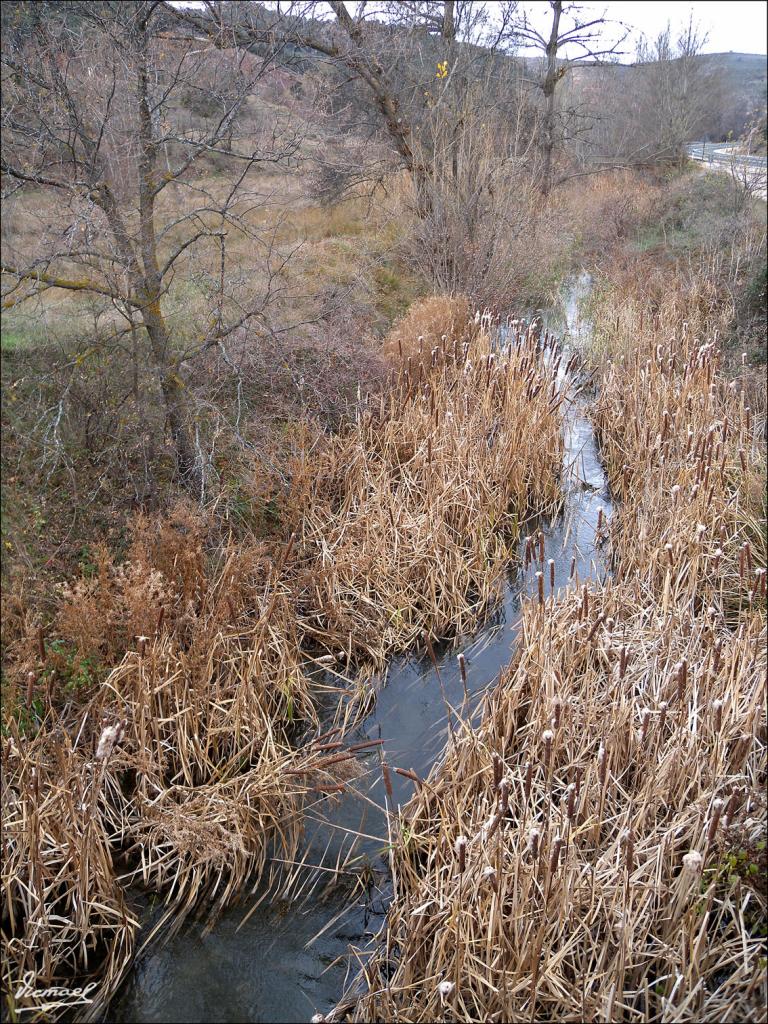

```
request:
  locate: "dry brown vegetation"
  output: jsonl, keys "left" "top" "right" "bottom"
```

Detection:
{"left": 381, "top": 294, "right": 474, "bottom": 366}
{"left": 340, "top": 309, "right": 767, "bottom": 1022}
{"left": 1, "top": 9, "right": 766, "bottom": 1018}
{"left": 289, "top": 315, "right": 563, "bottom": 673}
{"left": 1, "top": 302, "right": 566, "bottom": 1019}
{"left": 2, "top": 161, "right": 765, "bottom": 1024}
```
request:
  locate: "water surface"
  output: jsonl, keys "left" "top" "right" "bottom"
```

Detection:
{"left": 111, "top": 276, "right": 609, "bottom": 1024}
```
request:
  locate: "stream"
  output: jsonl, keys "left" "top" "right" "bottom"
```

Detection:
{"left": 110, "top": 274, "right": 610, "bottom": 1024}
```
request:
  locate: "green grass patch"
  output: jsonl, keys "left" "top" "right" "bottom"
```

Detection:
{"left": 1, "top": 327, "right": 38, "bottom": 352}
{"left": 373, "top": 262, "right": 425, "bottom": 327}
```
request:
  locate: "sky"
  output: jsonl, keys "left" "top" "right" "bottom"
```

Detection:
{"left": 516, "top": 1, "right": 768, "bottom": 58}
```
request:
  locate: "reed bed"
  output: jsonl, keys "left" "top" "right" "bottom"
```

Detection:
{"left": 2, "top": 301, "right": 566, "bottom": 1018}
{"left": 592, "top": 326, "right": 767, "bottom": 618}
{"left": 345, "top": 582, "right": 766, "bottom": 1023}
{"left": 289, "top": 318, "right": 564, "bottom": 672}
{"left": 381, "top": 294, "right": 475, "bottom": 366}
{"left": 341, "top": 318, "right": 766, "bottom": 1022}
{"left": 1, "top": 588, "right": 351, "bottom": 1020}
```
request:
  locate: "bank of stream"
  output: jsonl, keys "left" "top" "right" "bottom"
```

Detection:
{"left": 110, "top": 275, "right": 609, "bottom": 1024}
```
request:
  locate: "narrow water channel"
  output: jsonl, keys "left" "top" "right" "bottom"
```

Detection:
{"left": 110, "top": 274, "right": 610, "bottom": 1024}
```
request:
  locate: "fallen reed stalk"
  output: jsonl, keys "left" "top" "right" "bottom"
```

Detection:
{"left": 1, "top": 300, "right": 565, "bottom": 1019}
{"left": 340, "top": 311, "right": 766, "bottom": 1022}
{"left": 287, "top": 315, "right": 563, "bottom": 672}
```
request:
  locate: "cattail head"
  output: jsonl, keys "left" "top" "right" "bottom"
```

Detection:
{"left": 723, "top": 788, "right": 741, "bottom": 829}
{"left": 523, "top": 760, "right": 533, "bottom": 802}
{"left": 498, "top": 777, "right": 510, "bottom": 814}
{"left": 549, "top": 834, "right": 564, "bottom": 876}
{"left": 438, "top": 980, "right": 455, "bottom": 1003}
{"left": 706, "top": 799, "right": 725, "bottom": 845}
{"left": 682, "top": 850, "right": 703, "bottom": 874}
{"left": 527, "top": 826, "right": 541, "bottom": 859}
{"left": 566, "top": 782, "right": 577, "bottom": 822}
{"left": 551, "top": 698, "right": 562, "bottom": 730}
{"left": 675, "top": 659, "right": 688, "bottom": 702}
{"left": 457, "top": 652, "right": 467, "bottom": 689}
{"left": 658, "top": 701, "right": 668, "bottom": 732}
{"left": 573, "top": 765, "right": 584, "bottom": 799}
{"left": 542, "top": 729, "right": 554, "bottom": 766}
{"left": 586, "top": 613, "right": 605, "bottom": 642}
{"left": 492, "top": 751, "right": 502, "bottom": 789}
{"left": 598, "top": 743, "right": 607, "bottom": 787}
{"left": 712, "top": 699, "right": 723, "bottom": 733}
{"left": 621, "top": 829, "right": 635, "bottom": 876}
{"left": 639, "top": 708, "right": 651, "bottom": 746}
{"left": 455, "top": 835, "right": 467, "bottom": 873}
{"left": 482, "top": 865, "right": 499, "bottom": 892}
{"left": 95, "top": 721, "right": 125, "bottom": 761}
{"left": 26, "top": 671, "right": 35, "bottom": 709}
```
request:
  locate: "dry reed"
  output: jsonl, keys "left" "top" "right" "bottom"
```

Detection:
{"left": 340, "top": 310, "right": 766, "bottom": 1022}
{"left": 2, "top": 299, "right": 565, "bottom": 1018}
{"left": 381, "top": 294, "right": 476, "bottom": 366}
{"left": 289, "top": 310, "right": 564, "bottom": 672}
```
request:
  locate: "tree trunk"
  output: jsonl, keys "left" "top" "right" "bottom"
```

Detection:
{"left": 135, "top": 13, "right": 202, "bottom": 497}
{"left": 541, "top": 1, "right": 562, "bottom": 196}
{"left": 442, "top": 1, "right": 456, "bottom": 41}
{"left": 140, "top": 300, "right": 203, "bottom": 497}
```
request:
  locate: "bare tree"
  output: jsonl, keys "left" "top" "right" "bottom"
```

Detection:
{"left": 166, "top": 1, "right": 522, "bottom": 213}
{"left": 514, "top": 1, "right": 627, "bottom": 194}
{"left": 1, "top": 0, "right": 301, "bottom": 496}
{"left": 631, "top": 19, "right": 717, "bottom": 166}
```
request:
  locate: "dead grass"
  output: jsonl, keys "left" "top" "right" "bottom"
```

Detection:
{"left": 1, "top": 527, "right": 331, "bottom": 1019}
{"left": 1, "top": 301, "right": 566, "bottom": 1019}
{"left": 289, "top": 310, "right": 564, "bottom": 672}
{"left": 381, "top": 294, "right": 475, "bottom": 366}
{"left": 344, "top": 581, "right": 766, "bottom": 1022}
{"left": 593, "top": 324, "right": 767, "bottom": 620}
{"left": 339, "top": 303, "right": 766, "bottom": 1023}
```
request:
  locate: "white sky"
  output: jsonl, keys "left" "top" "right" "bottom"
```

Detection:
{"left": 516, "top": 1, "right": 768, "bottom": 58}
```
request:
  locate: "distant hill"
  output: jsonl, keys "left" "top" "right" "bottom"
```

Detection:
{"left": 567, "top": 51, "right": 766, "bottom": 142}
{"left": 694, "top": 53, "right": 766, "bottom": 137}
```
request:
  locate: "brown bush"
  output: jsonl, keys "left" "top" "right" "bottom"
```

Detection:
{"left": 381, "top": 294, "right": 475, "bottom": 366}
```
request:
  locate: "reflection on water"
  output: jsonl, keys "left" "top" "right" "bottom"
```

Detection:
{"left": 110, "top": 276, "right": 609, "bottom": 1024}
